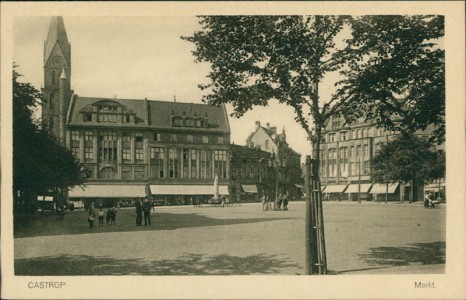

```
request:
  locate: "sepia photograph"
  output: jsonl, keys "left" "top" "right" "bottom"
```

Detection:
{"left": 1, "top": 2, "right": 465, "bottom": 299}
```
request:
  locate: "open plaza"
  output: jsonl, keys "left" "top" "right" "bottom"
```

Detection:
{"left": 14, "top": 201, "right": 445, "bottom": 275}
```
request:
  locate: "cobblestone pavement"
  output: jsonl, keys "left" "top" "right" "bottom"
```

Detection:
{"left": 14, "top": 201, "right": 445, "bottom": 275}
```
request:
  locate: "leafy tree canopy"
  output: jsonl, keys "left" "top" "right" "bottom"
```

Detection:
{"left": 13, "top": 67, "right": 84, "bottom": 204}
{"left": 183, "top": 15, "right": 445, "bottom": 148}
{"left": 337, "top": 15, "right": 445, "bottom": 143}
{"left": 372, "top": 133, "right": 444, "bottom": 184}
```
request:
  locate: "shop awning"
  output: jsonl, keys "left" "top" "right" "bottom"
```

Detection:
{"left": 294, "top": 184, "right": 304, "bottom": 189}
{"left": 242, "top": 185, "right": 258, "bottom": 193}
{"left": 69, "top": 185, "right": 146, "bottom": 198}
{"left": 424, "top": 183, "right": 445, "bottom": 191}
{"left": 345, "top": 184, "right": 372, "bottom": 193}
{"left": 371, "top": 183, "right": 399, "bottom": 194}
{"left": 323, "top": 184, "right": 347, "bottom": 193}
{"left": 149, "top": 185, "right": 229, "bottom": 195}
{"left": 37, "top": 196, "right": 53, "bottom": 201}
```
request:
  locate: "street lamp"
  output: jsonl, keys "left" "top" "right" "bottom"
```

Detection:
{"left": 268, "top": 153, "right": 287, "bottom": 209}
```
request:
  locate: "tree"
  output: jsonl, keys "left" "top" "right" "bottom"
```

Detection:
{"left": 13, "top": 67, "right": 83, "bottom": 214}
{"left": 372, "top": 134, "right": 442, "bottom": 203}
{"left": 337, "top": 15, "right": 445, "bottom": 144}
{"left": 182, "top": 15, "right": 444, "bottom": 274}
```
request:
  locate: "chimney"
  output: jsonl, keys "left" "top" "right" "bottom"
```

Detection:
{"left": 255, "top": 121, "right": 260, "bottom": 130}
{"left": 267, "top": 122, "right": 270, "bottom": 129}
{"left": 144, "top": 97, "right": 149, "bottom": 126}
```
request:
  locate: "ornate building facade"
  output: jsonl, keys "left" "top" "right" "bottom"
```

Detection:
{"left": 42, "top": 17, "right": 230, "bottom": 206}
{"left": 319, "top": 114, "right": 444, "bottom": 202}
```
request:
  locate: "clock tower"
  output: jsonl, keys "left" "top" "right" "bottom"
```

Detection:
{"left": 42, "top": 16, "right": 72, "bottom": 141}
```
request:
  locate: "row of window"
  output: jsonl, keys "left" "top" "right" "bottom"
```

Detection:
{"left": 323, "top": 145, "right": 371, "bottom": 160}
{"left": 74, "top": 147, "right": 228, "bottom": 180}
{"left": 322, "top": 161, "right": 371, "bottom": 177}
{"left": 325, "top": 127, "right": 390, "bottom": 143}
{"left": 71, "top": 130, "right": 226, "bottom": 144}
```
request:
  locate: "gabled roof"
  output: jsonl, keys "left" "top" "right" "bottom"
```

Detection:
{"left": 67, "top": 96, "right": 230, "bottom": 133}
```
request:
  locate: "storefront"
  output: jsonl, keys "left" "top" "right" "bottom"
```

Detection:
{"left": 68, "top": 184, "right": 147, "bottom": 208}
{"left": 149, "top": 184, "right": 229, "bottom": 206}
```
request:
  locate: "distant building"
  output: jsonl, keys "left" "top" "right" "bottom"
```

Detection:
{"left": 319, "top": 114, "right": 444, "bottom": 202}
{"left": 245, "top": 121, "right": 303, "bottom": 199}
{"left": 229, "top": 144, "right": 272, "bottom": 203}
{"left": 41, "top": 17, "right": 230, "bottom": 206}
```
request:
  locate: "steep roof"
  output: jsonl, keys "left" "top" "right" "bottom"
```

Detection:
{"left": 67, "top": 96, "right": 230, "bottom": 133}
{"left": 44, "top": 17, "right": 71, "bottom": 66}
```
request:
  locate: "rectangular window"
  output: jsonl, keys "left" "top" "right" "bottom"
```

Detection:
{"left": 349, "top": 162, "right": 354, "bottom": 175}
{"left": 84, "top": 147, "right": 93, "bottom": 162}
{"left": 364, "top": 161, "right": 370, "bottom": 175}
{"left": 183, "top": 149, "right": 189, "bottom": 178}
{"left": 123, "top": 148, "right": 131, "bottom": 161}
{"left": 340, "top": 147, "right": 348, "bottom": 159}
{"left": 170, "top": 134, "right": 178, "bottom": 142}
{"left": 214, "top": 150, "right": 228, "bottom": 179}
{"left": 350, "top": 146, "right": 354, "bottom": 157}
{"left": 173, "top": 118, "right": 183, "bottom": 126}
{"left": 329, "top": 133, "right": 336, "bottom": 142}
{"left": 355, "top": 162, "right": 361, "bottom": 175}
{"left": 150, "top": 147, "right": 165, "bottom": 178}
{"left": 200, "top": 149, "right": 211, "bottom": 179}
{"left": 72, "top": 147, "right": 80, "bottom": 159}
{"left": 135, "top": 148, "right": 144, "bottom": 162}
{"left": 356, "top": 145, "right": 362, "bottom": 157}
{"left": 71, "top": 131, "right": 80, "bottom": 141}
{"left": 169, "top": 148, "right": 180, "bottom": 178}
{"left": 191, "top": 149, "right": 197, "bottom": 178}
{"left": 202, "top": 136, "right": 209, "bottom": 143}
{"left": 340, "top": 131, "right": 347, "bottom": 141}
{"left": 187, "top": 135, "right": 194, "bottom": 143}
{"left": 218, "top": 136, "right": 224, "bottom": 144}
{"left": 364, "top": 144, "right": 369, "bottom": 156}
{"left": 84, "top": 131, "right": 93, "bottom": 141}
{"left": 123, "top": 132, "right": 131, "bottom": 142}
{"left": 153, "top": 132, "right": 161, "bottom": 141}
{"left": 84, "top": 114, "right": 92, "bottom": 122}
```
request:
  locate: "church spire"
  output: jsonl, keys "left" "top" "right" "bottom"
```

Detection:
{"left": 44, "top": 16, "right": 71, "bottom": 67}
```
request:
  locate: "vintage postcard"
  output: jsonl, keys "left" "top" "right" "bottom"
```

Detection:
{"left": 1, "top": 1, "right": 465, "bottom": 299}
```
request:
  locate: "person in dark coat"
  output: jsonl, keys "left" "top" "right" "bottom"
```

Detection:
{"left": 135, "top": 199, "right": 143, "bottom": 226}
{"left": 143, "top": 198, "right": 152, "bottom": 226}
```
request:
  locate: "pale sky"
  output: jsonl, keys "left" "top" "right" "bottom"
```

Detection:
{"left": 13, "top": 16, "right": 344, "bottom": 160}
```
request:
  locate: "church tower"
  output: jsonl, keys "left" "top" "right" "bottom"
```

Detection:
{"left": 42, "top": 16, "right": 72, "bottom": 141}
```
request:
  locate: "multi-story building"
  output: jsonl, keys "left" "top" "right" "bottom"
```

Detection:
{"left": 245, "top": 121, "right": 303, "bottom": 199}
{"left": 229, "top": 144, "right": 272, "bottom": 203}
{"left": 319, "top": 114, "right": 444, "bottom": 202}
{"left": 42, "top": 17, "right": 231, "bottom": 207}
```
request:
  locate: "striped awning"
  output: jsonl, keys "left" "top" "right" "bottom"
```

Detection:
{"left": 149, "top": 185, "right": 229, "bottom": 195}
{"left": 242, "top": 185, "right": 258, "bottom": 193}
{"left": 345, "top": 184, "right": 372, "bottom": 193}
{"left": 323, "top": 184, "right": 348, "bottom": 193}
{"left": 69, "top": 185, "right": 146, "bottom": 198}
{"left": 371, "top": 183, "right": 399, "bottom": 194}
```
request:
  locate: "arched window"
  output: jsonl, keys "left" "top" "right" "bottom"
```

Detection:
{"left": 51, "top": 71, "right": 56, "bottom": 86}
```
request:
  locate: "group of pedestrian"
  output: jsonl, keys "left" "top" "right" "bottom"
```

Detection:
{"left": 261, "top": 193, "right": 289, "bottom": 211}
{"left": 135, "top": 199, "right": 152, "bottom": 226}
{"left": 88, "top": 202, "right": 118, "bottom": 228}
{"left": 424, "top": 192, "right": 437, "bottom": 209}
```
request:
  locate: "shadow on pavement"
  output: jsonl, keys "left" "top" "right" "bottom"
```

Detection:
{"left": 15, "top": 253, "right": 300, "bottom": 275}
{"left": 358, "top": 241, "right": 446, "bottom": 266}
{"left": 15, "top": 211, "right": 291, "bottom": 238}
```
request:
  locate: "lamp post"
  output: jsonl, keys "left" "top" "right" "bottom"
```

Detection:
{"left": 268, "top": 153, "right": 287, "bottom": 209}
